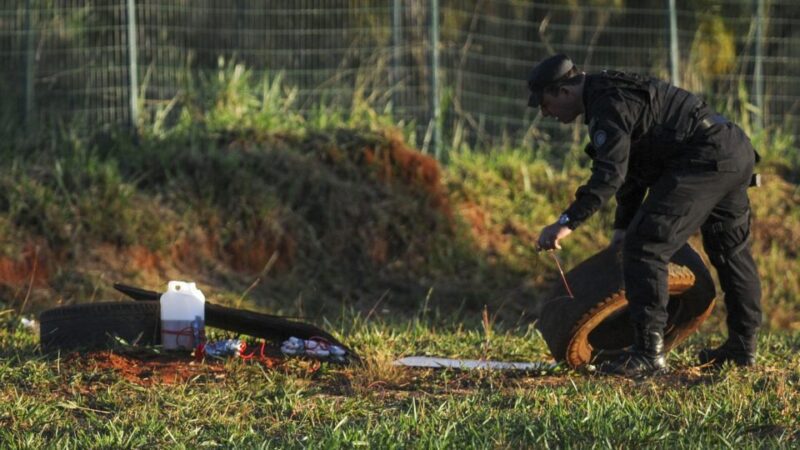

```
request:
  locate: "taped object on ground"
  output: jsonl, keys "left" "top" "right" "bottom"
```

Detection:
{"left": 281, "top": 336, "right": 348, "bottom": 363}
{"left": 202, "top": 338, "right": 244, "bottom": 358}
{"left": 535, "top": 244, "right": 716, "bottom": 368}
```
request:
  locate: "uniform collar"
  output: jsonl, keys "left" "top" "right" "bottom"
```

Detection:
{"left": 582, "top": 74, "right": 597, "bottom": 125}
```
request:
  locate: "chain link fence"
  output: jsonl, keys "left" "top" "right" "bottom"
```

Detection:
{"left": 1, "top": 0, "right": 798, "bottom": 154}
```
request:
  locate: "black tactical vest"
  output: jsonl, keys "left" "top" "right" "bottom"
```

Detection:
{"left": 590, "top": 71, "right": 715, "bottom": 153}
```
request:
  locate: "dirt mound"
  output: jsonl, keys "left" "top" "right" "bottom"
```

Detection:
{"left": 175, "top": 128, "right": 464, "bottom": 309}
{"left": 173, "top": 128, "right": 455, "bottom": 276}
{"left": 296, "top": 129, "right": 454, "bottom": 268}
{"left": 0, "top": 127, "right": 462, "bottom": 312}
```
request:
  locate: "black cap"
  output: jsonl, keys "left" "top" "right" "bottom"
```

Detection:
{"left": 527, "top": 54, "right": 575, "bottom": 108}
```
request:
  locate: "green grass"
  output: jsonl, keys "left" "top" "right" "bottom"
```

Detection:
{"left": 1, "top": 309, "right": 798, "bottom": 448}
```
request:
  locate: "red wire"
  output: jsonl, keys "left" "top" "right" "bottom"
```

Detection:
{"left": 161, "top": 324, "right": 282, "bottom": 365}
{"left": 551, "top": 253, "right": 575, "bottom": 299}
{"left": 162, "top": 326, "right": 198, "bottom": 347}
{"left": 162, "top": 325, "right": 206, "bottom": 359}
{"left": 240, "top": 340, "right": 266, "bottom": 360}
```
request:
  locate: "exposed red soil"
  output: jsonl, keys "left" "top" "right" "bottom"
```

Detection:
{"left": 361, "top": 134, "right": 453, "bottom": 221}
{"left": 0, "top": 243, "right": 50, "bottom": 287}
{"left": 126, "top": 245, "right": 162, "bottom": 272}
{"left": 457, "top": 202, "right": 540, "bottom": 257}
{"left": 224, "top": 227, "right": 297, "bottom": 274}
{"left": 62, "top": 350, "right": 277, "bottom": 387}
{"left": 63, "top": 350, "right": 228, "bottom": 386}
{"left": 458, "top": 202, "right": 510, "bottom": 255}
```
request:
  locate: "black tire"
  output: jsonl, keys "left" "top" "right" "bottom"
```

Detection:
{"left": 39, "top": 301, "right": 160, "bottom": 352}
{"left": 535, "top": 244, "right": 716, "bottom": 368}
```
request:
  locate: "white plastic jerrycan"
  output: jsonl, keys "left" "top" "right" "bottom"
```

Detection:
{"left": 160, "top": 281, "right": 206, "bottom": 350}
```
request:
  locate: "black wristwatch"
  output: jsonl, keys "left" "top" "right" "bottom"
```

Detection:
{"left": 558, "top": 213, "right": 571, "bottom": 227}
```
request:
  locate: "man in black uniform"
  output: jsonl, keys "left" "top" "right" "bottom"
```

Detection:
{"left": 529, "top": 54, "right": 762, "bottom": 377}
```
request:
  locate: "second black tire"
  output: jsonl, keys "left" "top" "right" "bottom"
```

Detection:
{"left": 39, "top": 301, "right": 160, "bottom": 352}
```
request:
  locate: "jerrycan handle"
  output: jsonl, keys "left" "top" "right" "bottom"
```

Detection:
{"left": 167, "top": 281, "right": 196, "bottom": 293}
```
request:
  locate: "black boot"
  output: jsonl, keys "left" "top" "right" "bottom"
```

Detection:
{"left": 697, "top": 332, "right": 757, "bottom": 367}
{"left": 597, "top": 328, "right": 667, "bottom": 377}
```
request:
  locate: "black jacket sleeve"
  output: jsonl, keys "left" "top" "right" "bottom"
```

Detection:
{"left": 562, "top": 94, "right": 640, "bottom": 228}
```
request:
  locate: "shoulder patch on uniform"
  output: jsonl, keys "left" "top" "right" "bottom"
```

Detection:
{"left": 593, "top": 129, "right": 607, "bottom": 147}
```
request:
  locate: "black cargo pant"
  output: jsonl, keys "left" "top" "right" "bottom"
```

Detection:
{"left": 622, "top": 123, "right": 762, "bottom": 338}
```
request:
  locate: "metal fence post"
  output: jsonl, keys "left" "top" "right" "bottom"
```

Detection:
{"left": 753, "top": 0, "right": 765, "bottom": 130}
{"left": 127, "top": 0, "right": 139, "bottom": 129}
{"left": 430, "top": 0, "right": 443, "bottom": 161}
{"left": 391, "top": 0, "right": 402, "bottom": 109}
{"left": 668, "top": 0, "right": 680, "bottom": 87}
{"left": 24, "top": 0, "right": 35, "bottom": 129}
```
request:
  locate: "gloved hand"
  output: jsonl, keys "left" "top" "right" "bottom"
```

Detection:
{"left": 537, "top": 222, "right": 572, "bottom": 251}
